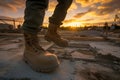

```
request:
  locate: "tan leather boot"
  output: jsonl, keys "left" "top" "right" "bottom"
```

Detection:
{"left": 23, "top": 32, "right": 59, "bottom": 72}
{"left": 45, "top": 23, "right": 68, "bottom": 47}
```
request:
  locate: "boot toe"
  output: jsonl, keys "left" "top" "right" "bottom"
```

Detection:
{"left": 35, "top": 52, "right": 59, "bottom": 72}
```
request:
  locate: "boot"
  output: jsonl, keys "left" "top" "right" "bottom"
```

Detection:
{"left": 45, "top": 23, "right": 68, "bottom": 47}
{"left": 23, "top": 32, "right": 59, "bottom": 72}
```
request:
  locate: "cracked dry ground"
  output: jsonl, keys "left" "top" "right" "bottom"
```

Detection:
{"left": 0, "top": 34, "right": 120, "bottom": 80}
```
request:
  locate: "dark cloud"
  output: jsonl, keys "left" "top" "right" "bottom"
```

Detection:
{"left": 0, "top": 0, "right": 25, "bottom": 12}
{"left": 91, "top": 0, "right": 120, "bottom": 15}
{"left": 73, "top": 10, "right": 91, "bottom": 18}
{"left": 75, "top": 0, "right": 120, "bottom": 16}
{"left": 74, "top": 12, "right": 87, "bottom": 18}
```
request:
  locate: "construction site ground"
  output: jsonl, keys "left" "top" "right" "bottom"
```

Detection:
{"left": 0, "top": 30, "right": 120, "bottom": 80}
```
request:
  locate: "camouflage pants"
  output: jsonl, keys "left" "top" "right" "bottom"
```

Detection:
{"left": 22, "top": 0, "right": 73, "bottom": 34}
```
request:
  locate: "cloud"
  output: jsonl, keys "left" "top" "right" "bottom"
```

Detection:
{"left": 75, "top": 0, "right": 112, "bottom": 7}
{"left": 75, "top": 0, "right": 120, "bottom": 16}
{"left": 81, "top": 18, "right": 95, "bottom": 22}
{"left": 0, "top": 0, "right": 119, "bottom": 26}
{"left": 64, "top": 18, "right": 94, "bottom": 24}
{"left": 73, "top": 10, "right": 91, "bottom": 18}
{"left": 95, "top": 0, "right": 120, "bottom": 15}
{"left": 0, "top": 0, "right": 25, "bottom": 12}
{"left": 64, "top": 19, "right": 76, "bottom": 24}
{"left": 74, "top": 12, "right": 88, "bottom": 18}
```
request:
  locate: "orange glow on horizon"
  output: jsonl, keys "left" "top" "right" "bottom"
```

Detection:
{"left": 63, "top": 22, "right": 84, "bottom": 27}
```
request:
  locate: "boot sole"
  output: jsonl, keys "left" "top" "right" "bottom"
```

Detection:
{"left": 23, "top": 56, "right": 59, "bottom": 73}
{"left": 44, "top": 36, "right": 68, "bottom": 47}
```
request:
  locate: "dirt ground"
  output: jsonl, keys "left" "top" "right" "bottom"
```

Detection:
{"left": 0, "top": 30, "right": 120, "bottom": 80}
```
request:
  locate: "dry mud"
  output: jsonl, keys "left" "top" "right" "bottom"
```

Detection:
{"left": 0, "top": 31, "right": 120, "bottom": 80}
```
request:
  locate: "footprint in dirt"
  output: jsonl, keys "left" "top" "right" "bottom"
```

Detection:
{"left": 77, "top": 69, "right": 120, "bottom": 80}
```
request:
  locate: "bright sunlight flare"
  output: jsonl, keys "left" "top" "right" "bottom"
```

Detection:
{"left": 63, "top": 22, "right": 84, "bottom": 27}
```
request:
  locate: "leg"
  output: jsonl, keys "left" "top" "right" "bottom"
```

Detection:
{"left": 49, "top": 0, "right": 73, "bottom": 25}
{"left": 22, "top": 0, "right": 48, "bottom": 34}
{"left": 22, "top": 0, "right": 59, "bottom": 73}
{"left": 45, "top": 0, "right": 73, "bottom": 47}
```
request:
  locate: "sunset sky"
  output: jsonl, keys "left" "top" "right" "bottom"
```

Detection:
{"left": 0, "top": 0, "right": 120, "bottom": 27}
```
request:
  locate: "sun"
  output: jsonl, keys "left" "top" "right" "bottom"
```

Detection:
{"left": 63, "top": 22, "right": 84, "bottom": 27}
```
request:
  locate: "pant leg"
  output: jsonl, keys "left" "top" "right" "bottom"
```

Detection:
{"left": 49, "top": 0, "right": 73, "bottom": 25}
{"left": 22, "top": 0, "right": 48, "bottom": 34}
